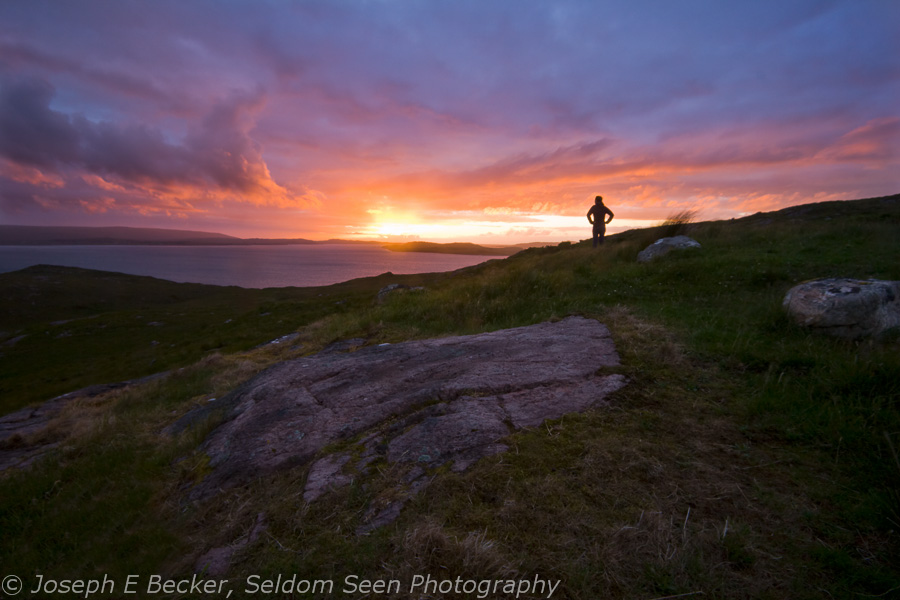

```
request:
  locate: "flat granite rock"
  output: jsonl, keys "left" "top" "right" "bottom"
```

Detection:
{"left": 191, "top": 316, "right": 626, "bottom": 500}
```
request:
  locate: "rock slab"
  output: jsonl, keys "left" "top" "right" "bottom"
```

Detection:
{"left": 1, "top": 372, "right": 170, "bottom": 472}
{"left": 637, "top": 235, "right": 701, "bottom": 262}
{"left": 783, "top": 278, "right": 900, "bottom": 339}
{"left": 192, "top": 316, "right": 626, "bottom": 498}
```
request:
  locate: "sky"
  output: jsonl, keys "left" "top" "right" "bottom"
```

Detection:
{"left": 0, "top": 0, "right": 898, "bottom": 244}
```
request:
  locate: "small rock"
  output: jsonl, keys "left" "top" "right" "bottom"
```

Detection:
{"left": 783, "top": 278, "right": 900, "bottom": 339}
{"left": 3, "top": 334, "right": 28, "bottom": 347}
{"left": 376, "top": 284, "right": 425, "bottom": 304}
{"left": 259, "top": 332, "right": 300, "bottom": 347}
{"left": 322, "top": 337, "right": 366, "bottom": 353}
{"left": 195, "top": 513, "right": 266, "bottom": 576}
{"left": 376, "top": 283, "right": 409, "bottom": 303}
{"left": 637, "top": 235, "right": 701, "bottom": 262}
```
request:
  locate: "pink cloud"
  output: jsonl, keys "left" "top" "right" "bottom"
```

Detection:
{"left": 0, "top": 158, "right": 65, "bottom": 188}
{"left": 820, "top": 117, "right": 900, "bottom": 163}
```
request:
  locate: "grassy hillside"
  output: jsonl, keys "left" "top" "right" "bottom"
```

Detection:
{"left": 0, "top": 266, "right": 443, "bottom": 414}
{"left": 1, "top": 194, "right": 898, "bottom": 598}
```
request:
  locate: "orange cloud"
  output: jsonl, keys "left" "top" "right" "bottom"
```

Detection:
{"left": 0, "top": 158, "right": 65, "bottom": 188}
{"left": 78, "top": 196, "right": 116, "bottom": 214}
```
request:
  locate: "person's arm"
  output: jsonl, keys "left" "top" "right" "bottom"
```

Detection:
{"left": 587, "top": 207, "right": 595, "bottom": 224}
{"left": 605, "top": 207, "right": 614, "bottom": 224}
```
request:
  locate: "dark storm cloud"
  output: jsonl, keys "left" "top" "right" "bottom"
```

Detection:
{"left": 0, "top": 78, "right": 80, "bottom": 166}
{"left": 0, "top": 77, "right": 282, "bottom": 198}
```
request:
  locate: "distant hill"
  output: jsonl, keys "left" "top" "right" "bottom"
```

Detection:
{"left": 381, "top": 241, "right": 522, "bottom": 256}
{"left": 0, "top": 226, "right": 533, "bottom": 253}
{"left": 0, "top": 225, "right": 243, "bottom": 245}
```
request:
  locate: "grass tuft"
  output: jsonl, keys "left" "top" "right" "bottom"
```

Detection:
{"left": 658, "top": 208, "right": 699, "bottom": 237}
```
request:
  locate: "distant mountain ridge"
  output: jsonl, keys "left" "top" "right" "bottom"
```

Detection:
{"left": 0, "top": 225, "right": 520, "bottom": 255}
{"left": 0, "top": 225, "right": 382, "bottom": 246}
{"left": 0, "top": 225, "right": 245, "bottom": 245}
{"left": 381, "top": 241, "right": 521, "bottom": 256}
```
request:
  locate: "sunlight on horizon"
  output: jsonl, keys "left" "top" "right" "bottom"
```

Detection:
{"left": 349, "top": 213, "right": 656, "bottom": 244}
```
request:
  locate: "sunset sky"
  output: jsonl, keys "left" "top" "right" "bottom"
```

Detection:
{"left": 1, "top": 1, "right": 897, "bottom": 244}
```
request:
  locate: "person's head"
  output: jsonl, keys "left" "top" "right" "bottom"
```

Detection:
{"left": 595, "top": 195, "right": 603, "bottom": 205}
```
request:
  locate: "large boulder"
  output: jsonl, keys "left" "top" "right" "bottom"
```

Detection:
{"left": 637, "top": 235, "right": 701, "bottom": 262}
{"left": 783, "top": 278, "right": 900, "bottom": 339}
{"left": 185, "top": 316, "right": 626, "bottom": 500}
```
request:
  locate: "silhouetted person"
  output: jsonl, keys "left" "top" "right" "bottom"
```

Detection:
{"left": 587, "top": 195, "right": 614, "bottom": 247}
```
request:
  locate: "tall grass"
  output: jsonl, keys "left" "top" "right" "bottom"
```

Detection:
{"left": 657, "top": 208, "right": 699, "bottom": 237}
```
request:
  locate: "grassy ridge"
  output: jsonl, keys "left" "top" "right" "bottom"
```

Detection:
{"left": 1, "top": 195, "right": 899, "bottom": 598}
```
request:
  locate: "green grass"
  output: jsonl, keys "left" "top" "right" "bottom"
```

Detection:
{"left": 1, "top": 194, "right": 899, "bottom": 598}
{"left": 0, "top": 266, "right": 441, "bottom": 413}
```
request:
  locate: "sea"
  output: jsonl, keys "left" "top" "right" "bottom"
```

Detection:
{"left": 0, "top": 244, "right": 500, "bottom": 288}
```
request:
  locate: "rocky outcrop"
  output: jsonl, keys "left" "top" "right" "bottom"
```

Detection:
{"left": 0, "top": 396, "right": 69, "bottom": 471}
{"left": 376, "top": 283, "right": 425, "bottom": 304}
{"left": 637, "top": 235, "right": 701, "bottom": 262}
{"left": 1, "top": 372, "right": 170, "bottom": 472}
{"left": 187, "top": 317, "right": 626, "bottom": 508}
{"left": 783, "top": 278, "right": 900, "bottom": 339}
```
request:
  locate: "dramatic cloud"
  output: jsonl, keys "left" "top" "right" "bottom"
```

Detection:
{"left": 0, "top": 78, "right": 80, "bottom": 167}
{"left": 0, "top": 0, "right": 897, "bottom": 241}
{"left": 0, "top": 77, "right": 313, "bottom": 215}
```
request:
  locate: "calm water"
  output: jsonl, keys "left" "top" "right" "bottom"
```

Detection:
{"left": 0, "top": 245, "right": 498, "bottom": 288}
